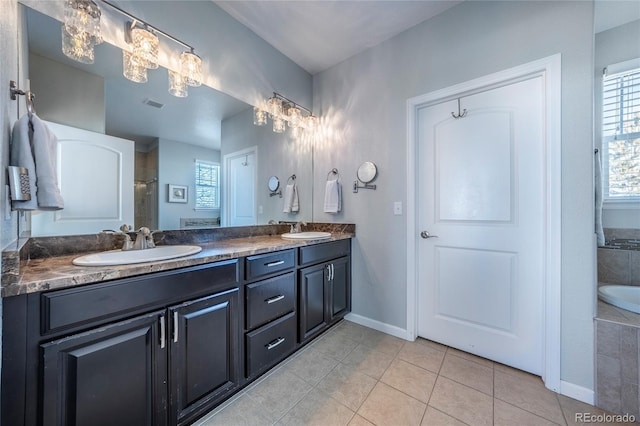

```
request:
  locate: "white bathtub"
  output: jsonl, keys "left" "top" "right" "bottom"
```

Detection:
{"left": 598, "top": 285, "right": 640, "bottom": 314}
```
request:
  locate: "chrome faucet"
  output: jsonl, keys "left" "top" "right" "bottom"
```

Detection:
{"left": 290, "top": 221, "right": 307, "bottom": 233}
{"left": 133, "top": 227, "right": 155, "bottom": 250}
{"left": 119, "top": 224, "right": 133, "bottom": 250}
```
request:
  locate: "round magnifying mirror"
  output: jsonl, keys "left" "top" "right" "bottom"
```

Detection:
{"left": 357, "top": 162, "right": 378, "bottom": 184}
{"left": 268, "top": 176, "right": 280, "bottom": 192}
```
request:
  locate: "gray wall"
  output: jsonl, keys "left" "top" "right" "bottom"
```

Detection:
{"left": 312, "top": 0, "right": 595, "bottom": 391}
{"left": 221, "top": 107, "right": 314, "bottom": 225}
{"left": 595, "top": 19, "right": 640, "bottom": 229}
{"left": 157, "top": 138, "right": 221, "bottom": 230}
{"left": 29, "top": 53, "right": 105, "bottom": 133}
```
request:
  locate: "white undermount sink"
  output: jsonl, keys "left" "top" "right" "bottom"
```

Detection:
{"left": 72, "top": 245, "right": 203, "bottom": 266}
{"left": 281, "top": 232, "right": 332, "bottom": 241}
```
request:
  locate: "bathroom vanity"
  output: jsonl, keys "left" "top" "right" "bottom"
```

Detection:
{"left": 1, "top": 226, "right": 353, "bottom": 426}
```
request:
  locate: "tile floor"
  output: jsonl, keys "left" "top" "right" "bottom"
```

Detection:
{"left": 195, "top": 320, "right": 636, "bottom": 426}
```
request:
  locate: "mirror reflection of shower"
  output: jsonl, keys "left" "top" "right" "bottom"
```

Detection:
{"left": 134, "top": 150, "right": 158, "bottom": 230}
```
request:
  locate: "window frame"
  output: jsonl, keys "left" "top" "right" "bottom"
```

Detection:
{"left": 194, "top": 159, "right": 220, "bottom": 210}
{"left": 601, "top": 63, "right": 640, "bottom": 208}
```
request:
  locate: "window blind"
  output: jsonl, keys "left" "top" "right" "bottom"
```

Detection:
{"left": 195, "top": 160, "right": 220, "bottom": 209}
{"left": 602, "top": 66, "right": 640, "bottom": 198}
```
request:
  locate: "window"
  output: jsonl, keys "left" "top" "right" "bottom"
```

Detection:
{"left": 602, "top": 65, "right": 640, "bottom": 200}
{"left": 195, "top": 160, "right": 220, "bottom": 209}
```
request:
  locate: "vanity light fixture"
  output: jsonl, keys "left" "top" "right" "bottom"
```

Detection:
{"left": 130, "top": 25, "right": 159, "bottom": 70}
{"left": 253, "top": 93, "right": 319, "bottom": 138}
{"left": 64, "top": 0, "right": 102, "bottom": 42}
{"left": 168, "top": 70, "right": 188, "bottom": 97}
{"left": 97, "top": 0, "right": 204, "bottom": 97}
{"left": 253, "top": 107, "right": 267, "bottom": 126}
{"left": 180, "top": 49, "right": 202, "bottom": 87}
{"left": 62, "top": 0, "right": 102, "bottom": 64}
{"left": 61, "top": 25, "right": 96, "bottom": 64}
{"left": 123, "top": 50, "right": 148, "bottom": 83}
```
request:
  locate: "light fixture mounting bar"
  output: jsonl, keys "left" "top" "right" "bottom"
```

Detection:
{"left": 273, "top": 92, "right": 312, "bottom": 116}
{"left": 100, "top": 0, "right": 194, "bottom": 51}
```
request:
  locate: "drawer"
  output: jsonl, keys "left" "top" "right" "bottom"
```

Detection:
{"left": 245, "top": 312, "right": 296, "bottom": 378}
{"left": 246, "top": 272, "right": 296, "bottom": 330}
{"left": 245, "top": 249, "right": 295, "bottom": 280}
{"left": 299, "top": 239, "right": 350, "bottom": 266}
{"left": 41, "top": 260, "right": 239, "bottom": 335}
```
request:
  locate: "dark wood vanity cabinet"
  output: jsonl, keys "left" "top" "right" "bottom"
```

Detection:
{"left": 3, "top": 260, "right": 241, "bottom": 426}
{"left": 2, "top": 238, "right": 352, "bottom": 426}
{"left": 244, "top": 250, "right": 297, "bottom": 379}
{"left": 40, "top": 310, "right": 168, "bottom": 426}
{"left": 299, "top": 240, "right": 351, "bottom": 343}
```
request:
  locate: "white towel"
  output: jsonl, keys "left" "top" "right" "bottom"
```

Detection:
{"left": 283, "top": 183, "right": 299, "bottom": 213}
{"left": 324, "top": 179, "right": 342, "bottom": 214}
{"left": 10, "top": 114, "right": 64, "bottom": 211}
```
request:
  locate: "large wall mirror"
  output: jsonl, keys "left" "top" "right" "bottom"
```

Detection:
{"left": 20, "top": 2, "right": 314, "bottom": 236}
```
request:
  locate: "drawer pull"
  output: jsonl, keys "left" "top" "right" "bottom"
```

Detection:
{"left": 160, "top": 315, "right": 166, "bottom": 349}
{"left": 265, "top": 294, "right": 285, "bottom": 304}
{"left": 265, "top": 260, "right": 285, "bottom": 267}
{"left": 173, "top": 312, "right": 179, "bottom": 343}
{"left": 266, "top": 337, "right": 286, "bottom": 350}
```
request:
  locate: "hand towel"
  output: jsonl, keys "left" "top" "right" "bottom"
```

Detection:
{"left": 283, "top": 183, "right": 299, "bottom": 213}
{"left": 10, "top": 115, "right": 38, "bottom": 210}
{"left": 324, "top": 179, "right": 342, "bottom": 213}
{"left": 31, "top": 115, "right": 64, "bottom": 210}
{"left": 10, "top": 114, "right": 64, "bottom": 211}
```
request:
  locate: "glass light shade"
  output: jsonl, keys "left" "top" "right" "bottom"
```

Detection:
{"left": 273, "top": 116, "right": 286, "bottom": 133}
{"left": 180, "top": 51, "right": 202, "bottom": 87}
{"left": 123, "top": 50, "right": 148, "bottom": 83}
{"left": 131, "top": 27, "right": 159, "bottom": 69}
{"left": 267, "top": 97, "right": 283, "bottom": 118}
{"left": 304, "top": 115, "right": 318, "bottom": 130}
{"left": 64, "top": 0, "right": 102, "bottom": 43}
{"left": 168, "top": 70, "right": 188, "bottom": 97}
{"left": 61, "top": 25, "right": 95, "bottom": 64}
{"left": 287, "top": 107, "right": 301, "bottom": 128}
{"left": 253, "top": 107, "right": 267, "bottom": 126}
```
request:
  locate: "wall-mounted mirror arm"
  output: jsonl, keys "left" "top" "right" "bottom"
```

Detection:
{"left": 353, "top": 161, "right": 378, "bottom": 193}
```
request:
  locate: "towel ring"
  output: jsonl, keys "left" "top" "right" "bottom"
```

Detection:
{"left": 287, "top": 174, "right": 296, "bottom": 184}
{"left": 327, "top": 168, "right": 340, "bottom": 181}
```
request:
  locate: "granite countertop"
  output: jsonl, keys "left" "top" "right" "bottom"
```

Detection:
{"left": 2, "top": 227, "right": 354, "bottom": 298}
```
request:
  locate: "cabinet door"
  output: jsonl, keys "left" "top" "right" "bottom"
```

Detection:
{"left": 40, "top": 311, "right": 167, "bottom": 426}
{"left": 329, "top": 256, "right": 351, "bottom": 322}
{"left": 169, "top": 288, "right": 240, "bottom": 425}
{"left": 299, "top": 264, "right": 329, "bottom": 343}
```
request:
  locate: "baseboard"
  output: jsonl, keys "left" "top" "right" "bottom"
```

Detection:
{"left": 344, "top": 313, "right": 412, "bottom": 341}
{"left": 560, "top": 380, "right": 595, "bottom": 405}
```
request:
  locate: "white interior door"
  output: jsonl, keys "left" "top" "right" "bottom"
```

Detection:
{"left": 417, "top": 77, "right": 545, "bottom": 375}
{"left": 31, "top": 121, "right": 134, "bottom": 236}
{"left": 223, "top": 147, "right": 257, "bottom": 227}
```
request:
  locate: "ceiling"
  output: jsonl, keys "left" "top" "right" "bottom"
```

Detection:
{"left": 215, "top": 0, "right": 640, "bottom": 75}
{"left": 215, "top": 1, "right": 463, "bottom": 75}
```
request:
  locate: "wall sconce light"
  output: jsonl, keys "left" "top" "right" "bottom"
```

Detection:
{"left": 253, "top": 93, "right": 319, "bottom": 139}
{"left": 61, "top": 0, "right": 102, "bottom": 64}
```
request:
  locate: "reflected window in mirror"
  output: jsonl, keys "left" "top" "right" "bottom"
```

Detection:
{"left": 602, "top": 63, "right": 640, "bottom": 201}
{"left": 195, "top": 160, "right": 220, "bottom": 210}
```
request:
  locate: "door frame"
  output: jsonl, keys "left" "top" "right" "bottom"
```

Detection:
{"left": 405, "top": 54, "right": 562, "bottom": 391}
{"left": 222, "top": 146, "right": 258, "bottom": 227}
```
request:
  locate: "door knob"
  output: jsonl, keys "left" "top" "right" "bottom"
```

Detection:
{"left": 420, "top": 231, "right": 438, "bottom": 239}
